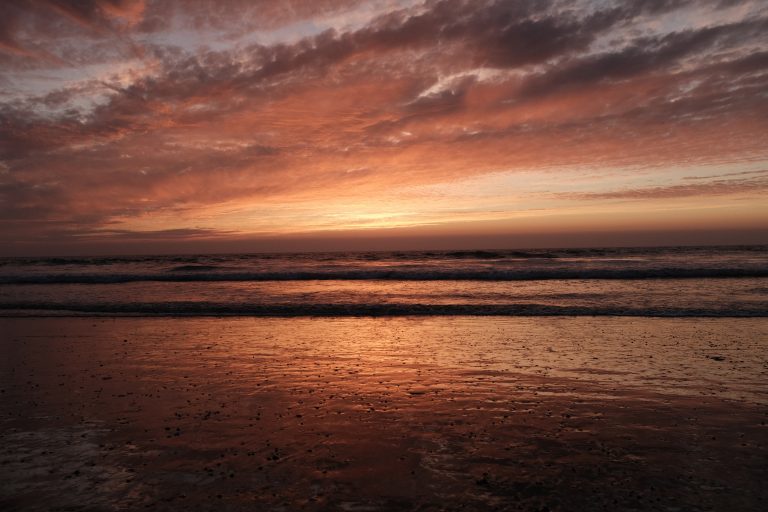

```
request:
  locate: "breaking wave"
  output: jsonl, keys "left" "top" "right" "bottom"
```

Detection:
{"left": 0, "top": 302, "right": 765, "bottom": 317}
{"left": 1, "top": 267, "right": 767, "bottom": 284}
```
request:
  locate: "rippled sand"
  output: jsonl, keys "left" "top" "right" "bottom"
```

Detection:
{"left": 1, "top": 317, "right": 766, "bottom": 511}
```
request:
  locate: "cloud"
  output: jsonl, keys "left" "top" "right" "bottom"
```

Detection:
{"left": 42, "top": 0, "right": 147, "bottom": 30}
{"left": 559, "top": 173, "right": 768, "bottom": 201}
{"left": 0, "top": 0, "right": 766, "bottom": 249}
{"left": 515, "top": 17, "right": 768, "bottom": 100}
{"left": 80, "top": 227, "right": 236, "bottom": 240}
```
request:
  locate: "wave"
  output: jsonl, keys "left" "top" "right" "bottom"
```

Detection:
{"left": 0, "top": 302, "right": 765, "bottom": 317}
{"left": 1, "top": 245, "right": 764, "bottom": 268}
{"left": 168, "top": 265, "right": 224, "bottom": 272}
{"left": 0, "top": 255, "right": 211, "bottom": 267}
{"left": 430, "top": 250, "right": 557, "bottom": 259}
{"left": 1, "top": 267, "right": 767, "bottom": 284}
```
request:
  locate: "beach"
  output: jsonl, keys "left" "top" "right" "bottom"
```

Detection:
{"left": 2, "top": 316, "right": 766, "bottom": 511}
{"left": 3, "top": 0, "right": 767, "bottom": 508}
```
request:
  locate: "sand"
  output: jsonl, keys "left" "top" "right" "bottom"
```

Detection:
{"left": 1, "top": 317, "right": 766, "bottom": 511}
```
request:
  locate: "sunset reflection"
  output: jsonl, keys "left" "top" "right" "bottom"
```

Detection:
{"left": 1, "top": 317, "right": 766, "bottom": 509}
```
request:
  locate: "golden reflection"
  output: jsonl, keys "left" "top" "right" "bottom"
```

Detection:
{"left": 1, "top": 317, "right": 766, "bottom": 509}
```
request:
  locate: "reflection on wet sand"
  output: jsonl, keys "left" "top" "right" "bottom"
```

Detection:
{"left": 1, "top": 317, "right": 766, "bottom": 511}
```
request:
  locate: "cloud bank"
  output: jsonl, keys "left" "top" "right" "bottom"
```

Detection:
{"left": 0, "top": 0, "right": 766, "bottom": 252}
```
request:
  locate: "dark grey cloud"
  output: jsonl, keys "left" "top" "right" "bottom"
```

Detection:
{"left": 516, "top": 17, "right": 768, "bottom": 100}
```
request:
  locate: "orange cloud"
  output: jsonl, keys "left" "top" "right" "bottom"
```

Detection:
{"left": 0, "top": 0, "right": 766, "bottom": 253}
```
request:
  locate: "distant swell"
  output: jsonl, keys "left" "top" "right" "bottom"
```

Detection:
{"left": 0, "top": 302, "right": 765, "bottom": 317}
{"left": 168, "top": 265, "right": 223, "bottom": 272}
{"left": 439, "top": 250, "right": 557, "bottom": 259}
{"left": 2, "top": 268, "right": 768, "bottom": 284}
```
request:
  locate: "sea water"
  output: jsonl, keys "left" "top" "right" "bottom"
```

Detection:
{"left": 0, "top": 245, "right": 766, "bottom": 316}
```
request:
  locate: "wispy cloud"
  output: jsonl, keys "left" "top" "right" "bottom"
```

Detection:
{"left": 558, "top": 172, "right": 768, "bottom": 200}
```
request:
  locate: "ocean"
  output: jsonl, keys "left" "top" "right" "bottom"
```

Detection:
{"left": 1, "top": 245, "right": 766, "bottom": 317}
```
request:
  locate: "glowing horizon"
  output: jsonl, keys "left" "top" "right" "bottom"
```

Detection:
{"left": 1, "top": 0, "right": 767, "bottom": 255}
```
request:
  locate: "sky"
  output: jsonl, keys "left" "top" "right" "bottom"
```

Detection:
{"left": 0, "top": 0, "right": 767, "bottom": 255}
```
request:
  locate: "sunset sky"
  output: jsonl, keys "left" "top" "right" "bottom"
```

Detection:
{"left": 1, "top": 0, "right": 766, "bottom": 255}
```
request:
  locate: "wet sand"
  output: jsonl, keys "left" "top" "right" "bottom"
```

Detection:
{"left": 1, "top": 317, "right": 766, "bottom": 511}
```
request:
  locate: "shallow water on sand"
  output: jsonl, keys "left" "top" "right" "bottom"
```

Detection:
{"left": 1, "top": 317, "right": 767, "bottom": 511}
